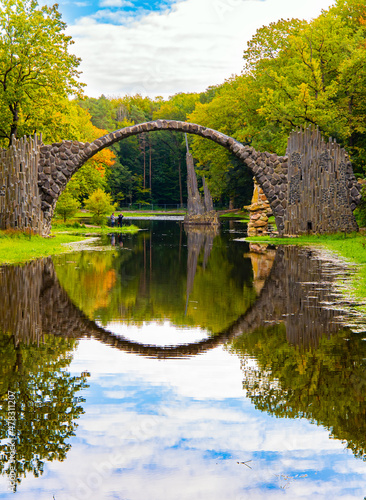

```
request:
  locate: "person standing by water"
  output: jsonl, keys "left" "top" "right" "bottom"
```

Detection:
{"left": 118, "top": 213, "right": 124, "bottom": 227}
{"left": 110, "top": 213, "right": 115, "bottom": 227}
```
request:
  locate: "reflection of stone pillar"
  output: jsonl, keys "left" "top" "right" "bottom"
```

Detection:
{"left": 184, "top": 225, "right": 219, "bottom": 313}
{"left": 244, "top": 243, "right": 276, "bottom": 294}
{"left": 245, "top": 179, "right": 273, "bottom": 236}
{"left": 0, "top": 260, "right": 46, "bottom": 344}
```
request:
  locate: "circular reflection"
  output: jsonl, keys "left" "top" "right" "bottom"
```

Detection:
{"left": 96, "top": 320, "right": 210, "bottom": 347}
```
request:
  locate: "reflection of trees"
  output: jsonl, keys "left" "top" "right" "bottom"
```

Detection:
{"left": 0, "top": 262, "right": 89, "bottom": 491}
{"left": 0, "top": 332, "right": 88, "bottom": 491}
{"left": 231, "top": 324, "right": 366, "bottom": 460}
{"left": 53, "top": 224, "right": 257, "bottom": 333}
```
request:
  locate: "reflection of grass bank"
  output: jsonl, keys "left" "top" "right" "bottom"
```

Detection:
{"left": 247, "top": 231, "right": 366, "bottom": 307}
{"left": 51, "top": 222, "right": 140, "bottom": 236}
{"left": 0, "top": 224, "right": 139, "bottom": 265}
{"left": 73, "top": 209, "right": 186, "bottom": 219}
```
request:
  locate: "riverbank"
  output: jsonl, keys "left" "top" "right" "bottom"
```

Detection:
{"left": 246, "top": 231, "right": 366, "bottom": 307}
{"left": 0, "top": 224, "right": 139, "bottom": 265}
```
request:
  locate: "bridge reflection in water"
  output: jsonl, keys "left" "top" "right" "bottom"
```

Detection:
{"left": 0, "top": 243, "right": 360, "bottom": 355}
{"left": 1, "top": 235, "right": 366, "bottom": 492}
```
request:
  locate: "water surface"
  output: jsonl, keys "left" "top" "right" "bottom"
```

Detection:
{"left": 0, "top": 220, "right": 365, "bottom": 499}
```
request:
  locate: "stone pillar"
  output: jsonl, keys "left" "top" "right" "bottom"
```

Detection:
{"left": 184, "top": 153, "right": 219, "bottom": 225}
{"left": 245, "top": 179, "right": 273, "bottom": 236}
{"left": 186, "top": 153, "right": 205, "bottom": 216}
{"left": 0, "top": 135, "right": 45, "bottom": 234}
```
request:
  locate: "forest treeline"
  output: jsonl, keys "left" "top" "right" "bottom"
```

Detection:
{"left": 1, "top": 0, "right": 366, "bottom": 210}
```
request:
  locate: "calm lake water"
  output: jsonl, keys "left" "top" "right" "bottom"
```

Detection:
{"left": 0, "top": 219, "right": 366, "bottom": 499}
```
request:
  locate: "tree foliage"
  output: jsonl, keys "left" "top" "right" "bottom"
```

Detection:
{"left": 54, "top": 190, "right": 80, "bottom": 222}
{"left": 0, "top": 0, "right": 84, "bottom": 144}
{"left": 186, "top": 0, "right": 366, "bottom": 205}
{"left": 231, "top": 323, "right": 366, "bottom": 460}
{"left": 84, "top": 188, "right": 116, "bottom": 225}
{"left": 0, "top": 333, "right": 88, "bottom": 490}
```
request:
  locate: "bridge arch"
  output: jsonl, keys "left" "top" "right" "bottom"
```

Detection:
{"left": 38, "top": 119, "right": 290, "bottom": 234}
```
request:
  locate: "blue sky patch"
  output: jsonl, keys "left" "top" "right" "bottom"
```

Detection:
{"left": 53, "top": 0, "right": 178, "bottom": 25}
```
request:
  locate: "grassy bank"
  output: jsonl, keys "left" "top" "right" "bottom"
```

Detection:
{"left": 246, "top": 231, "right": 366, "bottom": 260}
{"left": 0, "top": 224, "right": 140, "bottom": 265}
{"left": 0, "top": 231, "right": 86, "bottom": 265}
{"left": 219, "top": 211, "right": 249, "bottom": 220}
{"left": 247, "top": 231, "right": 366, "bottom": 304}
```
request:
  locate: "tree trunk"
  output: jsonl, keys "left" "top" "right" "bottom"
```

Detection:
{"left": 9, "top": 103, "right": 19, "bottom": 145}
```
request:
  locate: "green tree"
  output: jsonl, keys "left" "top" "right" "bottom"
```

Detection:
{"left": 54, "top": 189, "right": 80, "bottom": 222}
{"left": 188, "top": 79, "right": 255, "bottom": 206}
{"left": 0, "top": 0, "right": 84, "bottom": 145}
{"left": 67, "top": 162, "right": 107, "bottom": 205}
{"left": 84, "top": 188, "right": 116, "bottom": 225}
{"left": 153, "top": 92, "right": 201, "bottom": 122}
{"left": 78, "top": 95, "right": 115, "bottom": 131}
{"left": 240, "top": 2, "right": 366, "bottom": 170}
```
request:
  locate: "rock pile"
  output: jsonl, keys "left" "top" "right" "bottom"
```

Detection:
{"left": 245, "top": 180, "right": 273, "bottom": 236}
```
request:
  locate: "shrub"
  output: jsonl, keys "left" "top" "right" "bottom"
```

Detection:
{"left": 84, "top": 189, "right": 116, "bottom": 226}
{"left": 55, "top": 191, "right": 80, "bottom": 222}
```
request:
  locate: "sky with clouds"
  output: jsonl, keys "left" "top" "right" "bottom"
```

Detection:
{"left": 40, "top": 0, "right": 337, "bottom": 99}
{"left": 1, "top": 338, "right": 365, "bottom": 500}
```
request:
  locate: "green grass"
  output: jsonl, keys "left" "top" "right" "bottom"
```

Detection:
{"left": 247, "top": 231, "right": 366, "bottom": 304}
{"left": 219, "top": 211, "right": 249, "bottom": 220}
{"left": 0, "top": 223, "right": 140, "bottom": 265}
{"left": 246, "top": 233, "right": 366, "bottom": 254}
{"left": 0, "top": 231, "right": 86, "bottom": 265}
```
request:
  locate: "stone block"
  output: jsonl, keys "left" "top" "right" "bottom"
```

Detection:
{"left": 252, "top": 220, "right": 267, "bottom": 228}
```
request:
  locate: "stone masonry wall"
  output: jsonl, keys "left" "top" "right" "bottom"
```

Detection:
{"left": 0, "top": 135, "right": 45, "bottom": 234}
{"left": 285, "top": 127, "right": 360, "bottom": 234}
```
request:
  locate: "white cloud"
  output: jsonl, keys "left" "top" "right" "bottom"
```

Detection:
{"left": 99, "top": 0, "right": 133, "bottom": 6}
{"left": 98, "top": 319, "right": 210, "bottom": 345}
{"left": 66, "top": 0, "right": 336, "bottom": 98}
{"left": 70, "top": 339, "right": 246, "bottom": 399}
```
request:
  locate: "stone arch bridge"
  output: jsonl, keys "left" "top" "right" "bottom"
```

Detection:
{"left": 0, "top": 120, "right": 362, "bottom": 235}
